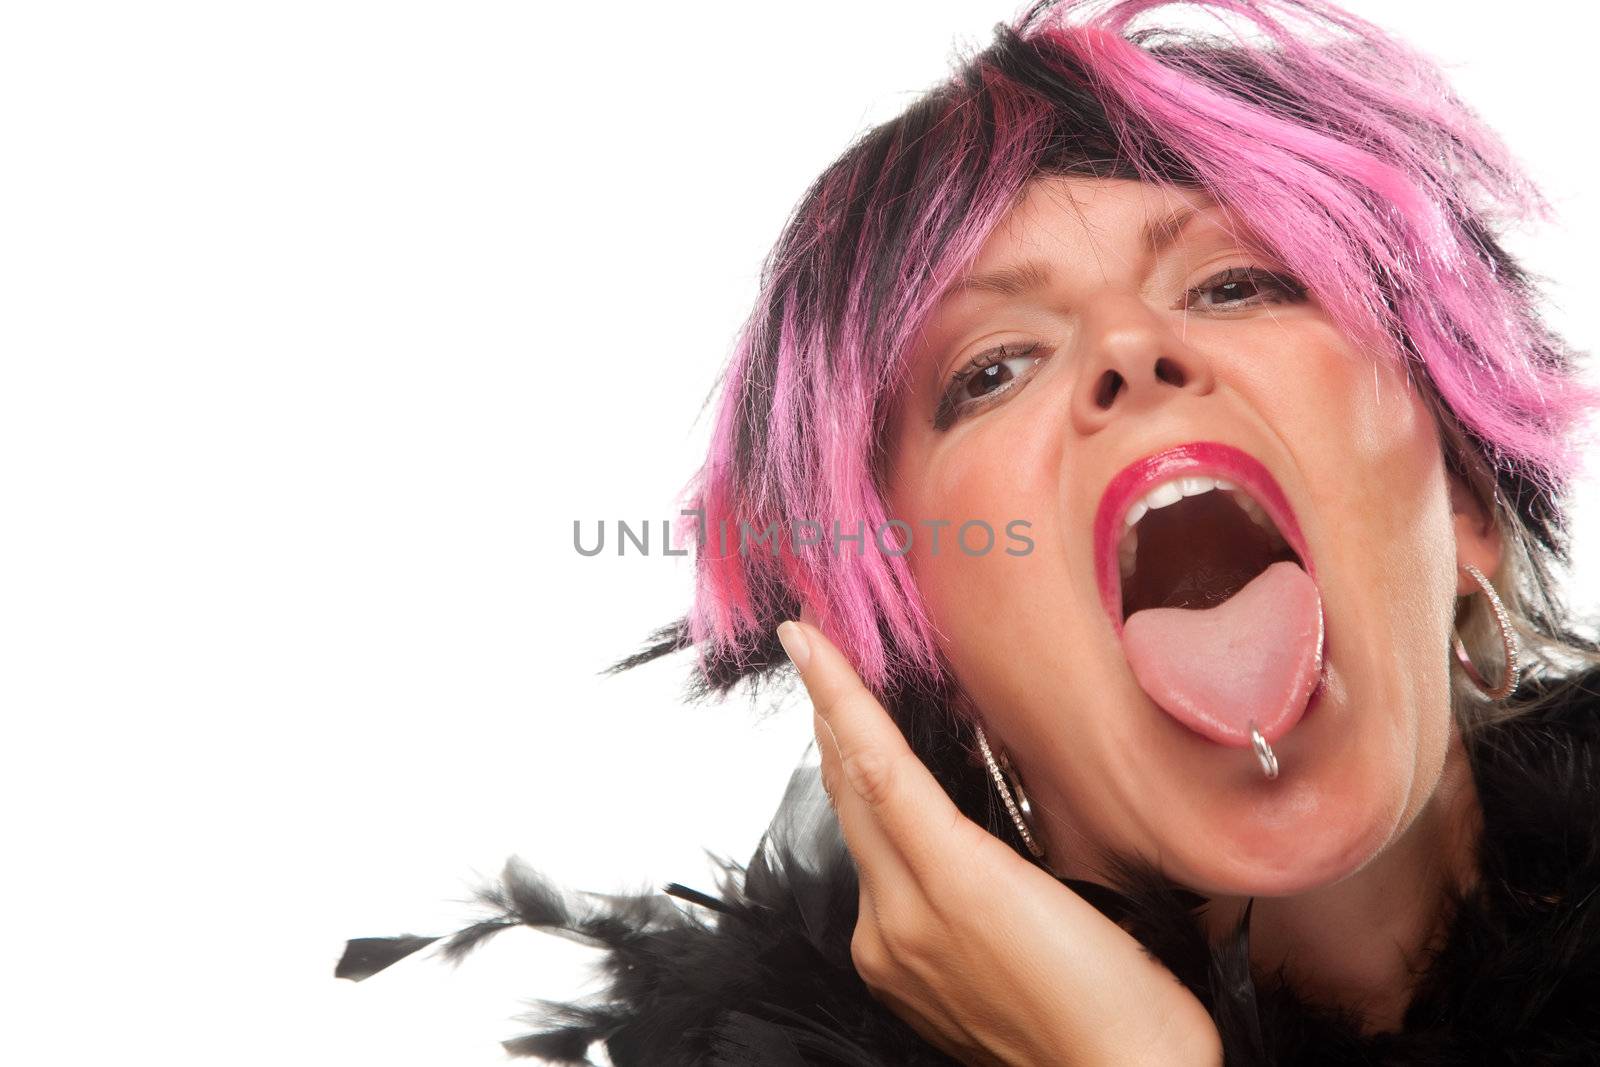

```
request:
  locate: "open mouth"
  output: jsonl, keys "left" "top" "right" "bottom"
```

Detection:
{"left": 1093, "top": 442, "right": 1325, "bottom": 749}
{"left": 1094, "top": 441, "right": 1317, "bottom": 631}
{"left": 1117, "top": 475, "right": 1305, "bottom": 622}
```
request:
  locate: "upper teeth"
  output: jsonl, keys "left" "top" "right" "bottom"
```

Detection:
{"left": 1118, "top": 475, "right": 1283, "bottom": 582}
{"left": 1123, "top": 475, "right": 1239, "bottom": 529}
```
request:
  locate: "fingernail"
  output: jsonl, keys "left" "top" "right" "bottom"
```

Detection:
{"left": 776, "top": 620, "right": 811, "bottom": 671}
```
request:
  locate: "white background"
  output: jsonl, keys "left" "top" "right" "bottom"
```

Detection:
{"left": 3, "top": 2, "right": 1597, "bottom": 1063}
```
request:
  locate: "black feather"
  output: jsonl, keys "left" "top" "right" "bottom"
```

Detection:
{"left": 334, "top": 934, "right": 439, "bottom": 982}
{"left": 338, "top": 669, "right": 1600, "bottom": 1064}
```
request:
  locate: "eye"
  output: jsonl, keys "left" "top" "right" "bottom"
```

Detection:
{"left": 934, "top": 341, "right": 1047, "bottom": 430}
{"left": 1181, "top": 266, "right": 1307, "bottom": 310}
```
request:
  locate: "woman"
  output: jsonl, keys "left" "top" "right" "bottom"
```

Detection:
{"left": 338, "top": 0, "right": 1600, "bottom": 1061}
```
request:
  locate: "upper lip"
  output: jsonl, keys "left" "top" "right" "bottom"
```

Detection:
{"left": 1092, "top": 441, "right": 1316, "bottom": 633}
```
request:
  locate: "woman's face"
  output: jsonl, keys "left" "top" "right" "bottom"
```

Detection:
{"left": 881, "top": 176, "right": 1501, "bottom": 897}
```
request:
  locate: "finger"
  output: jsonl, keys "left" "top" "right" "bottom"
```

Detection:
{"left": 809, "top": 685, "right": 912, "bottom": 904}
{"left": 778, "top": 618, "right": 971, "bottom": 882}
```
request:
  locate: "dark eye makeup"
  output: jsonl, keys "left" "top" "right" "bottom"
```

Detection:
{"left": 930, "top": 265, "right": 1307, "bottom": 430}
{"left": 933, "top": 342, "right": 1047, "bottom": 431}
{"left": 1180, "top": 265, "right": 1306, "bottom": 310}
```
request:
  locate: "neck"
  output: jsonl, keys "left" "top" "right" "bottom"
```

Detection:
{"left": 1200, "top": 726, "right": 1484, "bottom": 1034}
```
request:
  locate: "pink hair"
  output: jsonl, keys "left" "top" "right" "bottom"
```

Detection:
{"left": 668, "top": 0, "right": 1595, "bottom": 698}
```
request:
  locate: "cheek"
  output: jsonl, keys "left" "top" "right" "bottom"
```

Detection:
{"left": 893, "top": 417, "right": 1059, "bottom": 633}
{"left": 1228, "top": 323, "right": 1453, "bottom": 578}
{"left": 1243, "top": 328, "right": 1458, "bottom": 752}
{"left": 1283, "top": 330, "right": 1442, "bottom": 526}
{"left": 888, "top": 403, "right": 1107, "bottom": 718}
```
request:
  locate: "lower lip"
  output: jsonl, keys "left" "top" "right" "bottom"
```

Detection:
{"left": 1305, "top": 606, "right": 1333, "bottom": 719}
{"left": 1304, "top": 663, "right": 1328, "bottom": 718}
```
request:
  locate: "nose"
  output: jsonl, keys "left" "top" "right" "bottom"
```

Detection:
{"left": 1068, "top": 290, "right": 1216, "bottom": 436}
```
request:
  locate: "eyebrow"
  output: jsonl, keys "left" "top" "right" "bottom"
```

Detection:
{"left": 945, "top": 204, "right": 1203, "bottom": 299}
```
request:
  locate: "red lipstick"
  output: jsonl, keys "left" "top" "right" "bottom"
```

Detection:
{"left": 1092, "top": 441, "right": 1316, "bottom": 635}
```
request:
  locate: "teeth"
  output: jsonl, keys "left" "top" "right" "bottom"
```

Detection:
{"left": 1123, "top": 475, "right": 1217, "bottom": 529}
{"left": 1116, "top": 476, "right": 1287, "bottom": 567}
{"left": 1121, "top": 476, "right": 1277, "bottom": 529}
{"left": 1143, "top": 481, "right": 1183, "bottom": 509}
{"left": 1119, "top": 526, "right": 1138, "bottom": 581}
{"left": 1228, "top": 488, "right": 1275, "bottom": 536}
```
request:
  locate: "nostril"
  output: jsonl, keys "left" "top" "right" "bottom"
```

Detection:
{"left": 1093, "top": 370, "right": 1124, "bottom": 409}
{"left": 1154, "top": 357, "right": 1187, "bottom": 387}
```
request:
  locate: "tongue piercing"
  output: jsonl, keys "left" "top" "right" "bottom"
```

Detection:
{"left": 1249, "top": 719, "right": 1279, "bottom": 779}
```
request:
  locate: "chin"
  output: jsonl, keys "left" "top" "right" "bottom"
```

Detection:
{"left": 1156, "top": 701, "right": 1420, "bottom": 899}
{"left": 1174, "top": 777, "right": 1407, "bottom": 898}
{"left": 1117, "top": 625, "right": 1441, "bottom": 899}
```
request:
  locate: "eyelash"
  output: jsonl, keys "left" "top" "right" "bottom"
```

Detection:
{"left": 934, "top": 342, "right": 1046, "bottom": 431}
{"left": 1180, "top": 265, "right": 1307, "bottom": 311}
{"left": 932, "top": 265, "right": 1308, "bottom": 430}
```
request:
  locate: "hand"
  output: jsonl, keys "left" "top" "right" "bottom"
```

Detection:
{"left": 775, "top": 618, "right": 1224, "bottom": 1067}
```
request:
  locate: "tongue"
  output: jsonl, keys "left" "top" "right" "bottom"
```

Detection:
{"left": 1121, "top": 560, "right": 1324, "bottom": 746}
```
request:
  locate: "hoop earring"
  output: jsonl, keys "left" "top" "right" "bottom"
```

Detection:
{"left": 1453, "top": 561, "right": 1520, "bottom": 700}
{"left": 972, "top": 722, "right": 1047, "bottom": 859}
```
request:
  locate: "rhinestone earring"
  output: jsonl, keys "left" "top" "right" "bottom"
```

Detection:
{"left": 1453, "top": 561, "right": 1521, "bottom": 700}
{"left": 972, "top": 722, "right": 1047, "bottom": 859}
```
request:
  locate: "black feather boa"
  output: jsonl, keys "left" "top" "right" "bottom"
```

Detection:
{"left": 338, "top": 673, "right": 1600, "bottom": 1064}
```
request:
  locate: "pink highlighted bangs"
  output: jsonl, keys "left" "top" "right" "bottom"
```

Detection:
{"left": 653, "top": 0, "right": 1593, "bottom": 699}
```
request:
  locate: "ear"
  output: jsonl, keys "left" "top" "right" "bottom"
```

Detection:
{"left": 1449, "top": 471, "right": 1503, "bottom": 596}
